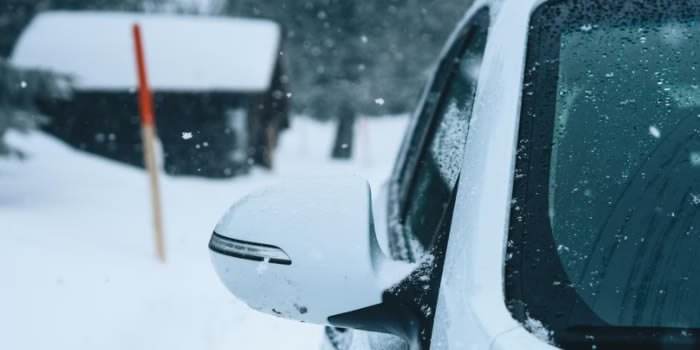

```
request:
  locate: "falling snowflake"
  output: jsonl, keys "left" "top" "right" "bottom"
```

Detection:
{"left": 690, "top": 152, "right": 700, "bottom": 167}
{"left": 691, "top": 193, "right": 700, "bottom": 205}
{"left": 181, "top": 132, "right": 193, "bottom": 140}
{"left": 374, "top": 98, "right": 385, "bottom": 105}
{"left": 649, "top": 126, "right": 661, "bottom": 139}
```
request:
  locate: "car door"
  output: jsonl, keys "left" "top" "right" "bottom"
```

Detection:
{"left": 323, "top": 7, "right": 491, "bottom": 350}
{"left": 379, "top": 6, "right": 491, "bottom": 350}
{"left": 386, "top": 6, "right": 490, "bottom": 266}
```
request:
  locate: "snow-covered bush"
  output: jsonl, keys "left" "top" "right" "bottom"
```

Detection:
{"left": 0, "top": 59, "right": 71, "bottom": 157}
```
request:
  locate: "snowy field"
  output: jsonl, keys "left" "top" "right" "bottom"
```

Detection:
{"left": 0, "top": 116, "right": 408, "bottom": 350}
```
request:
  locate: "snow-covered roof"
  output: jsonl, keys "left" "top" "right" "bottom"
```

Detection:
{"left": 10, "top": 11, "right": 281, "bottom": 92}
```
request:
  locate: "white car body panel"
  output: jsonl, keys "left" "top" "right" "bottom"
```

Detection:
{"left": 373, "top": 183, "right": 393, "bottom": 255}
{"left": 429, "top": 0, "right": 560, "bottom": 349}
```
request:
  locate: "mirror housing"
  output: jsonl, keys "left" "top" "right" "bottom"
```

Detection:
{"left": 209, "top": 176, "right": 413, "bottom": 326}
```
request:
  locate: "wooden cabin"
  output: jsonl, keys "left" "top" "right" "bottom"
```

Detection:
{"left": 11, "top": 11, "right": 289, "bottom": 177}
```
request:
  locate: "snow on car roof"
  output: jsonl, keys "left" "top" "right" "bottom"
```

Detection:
{"left": 10, "top": 11, "right": 281, "bottom": 92}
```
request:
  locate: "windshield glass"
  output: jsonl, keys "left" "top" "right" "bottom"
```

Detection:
{"left": 507, "top": 0, "right": 700, "bottom": 345}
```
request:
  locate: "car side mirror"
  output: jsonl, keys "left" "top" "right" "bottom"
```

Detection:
{"left": 209, "top": 176, "right": 414, "bottom": 327}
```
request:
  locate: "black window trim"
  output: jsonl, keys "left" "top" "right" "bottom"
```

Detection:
{"left": 385, "top": 6, "right": 492, "bottom": 261}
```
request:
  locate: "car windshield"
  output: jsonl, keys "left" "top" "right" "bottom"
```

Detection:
{"left": 507, "top": 0, "right": 700, "bottom": 346}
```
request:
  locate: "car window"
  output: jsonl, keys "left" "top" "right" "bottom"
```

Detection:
{"left": 507, "top": 0, "right": 700, "bottom": 346}
{"left": 400, "top": 9, "right": 489, "bottom": 253}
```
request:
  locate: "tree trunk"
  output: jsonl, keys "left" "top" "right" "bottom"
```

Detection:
{"left": 331, "top": 101, "right": 356, "bottom": 159}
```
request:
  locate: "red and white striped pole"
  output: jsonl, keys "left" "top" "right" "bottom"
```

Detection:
{"left": 133, "top": 23, "right": 166, "bottom": 262}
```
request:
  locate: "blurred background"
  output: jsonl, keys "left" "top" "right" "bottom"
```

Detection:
{"left": 0, "top": 0, "right": 472, "bottom": 349}
{"left": 1, "top": 0, "right": 472, "bottom": 169}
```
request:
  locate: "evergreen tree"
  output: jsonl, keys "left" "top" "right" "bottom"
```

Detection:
{"left": 0, "top": 59, "right": 71, "bottom": 156}
{"left": 222, "top": 0, "right": 473, "bottom": 120}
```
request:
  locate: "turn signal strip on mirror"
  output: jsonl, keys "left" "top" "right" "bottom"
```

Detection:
{"left": 209, "top": 232, "right": 292, "bottom": 265}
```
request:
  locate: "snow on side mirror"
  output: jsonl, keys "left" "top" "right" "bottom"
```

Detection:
{"left": 209, "top": 176, "right": 413, "bottom": 327}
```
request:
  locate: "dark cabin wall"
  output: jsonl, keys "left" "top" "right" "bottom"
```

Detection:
{"left": 37, "top": 90, "right": 253, "bottom": 177}
{"left": 36, "top": 67, "right": 291, "bottom": 179}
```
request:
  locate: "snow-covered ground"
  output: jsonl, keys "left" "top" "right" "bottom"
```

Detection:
{"left": 0, "top": 116, "right": 408, "bottom": 350}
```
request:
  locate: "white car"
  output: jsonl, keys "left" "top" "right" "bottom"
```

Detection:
{"left": 209, "top": 0, "right": 700, "bottom": 349}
